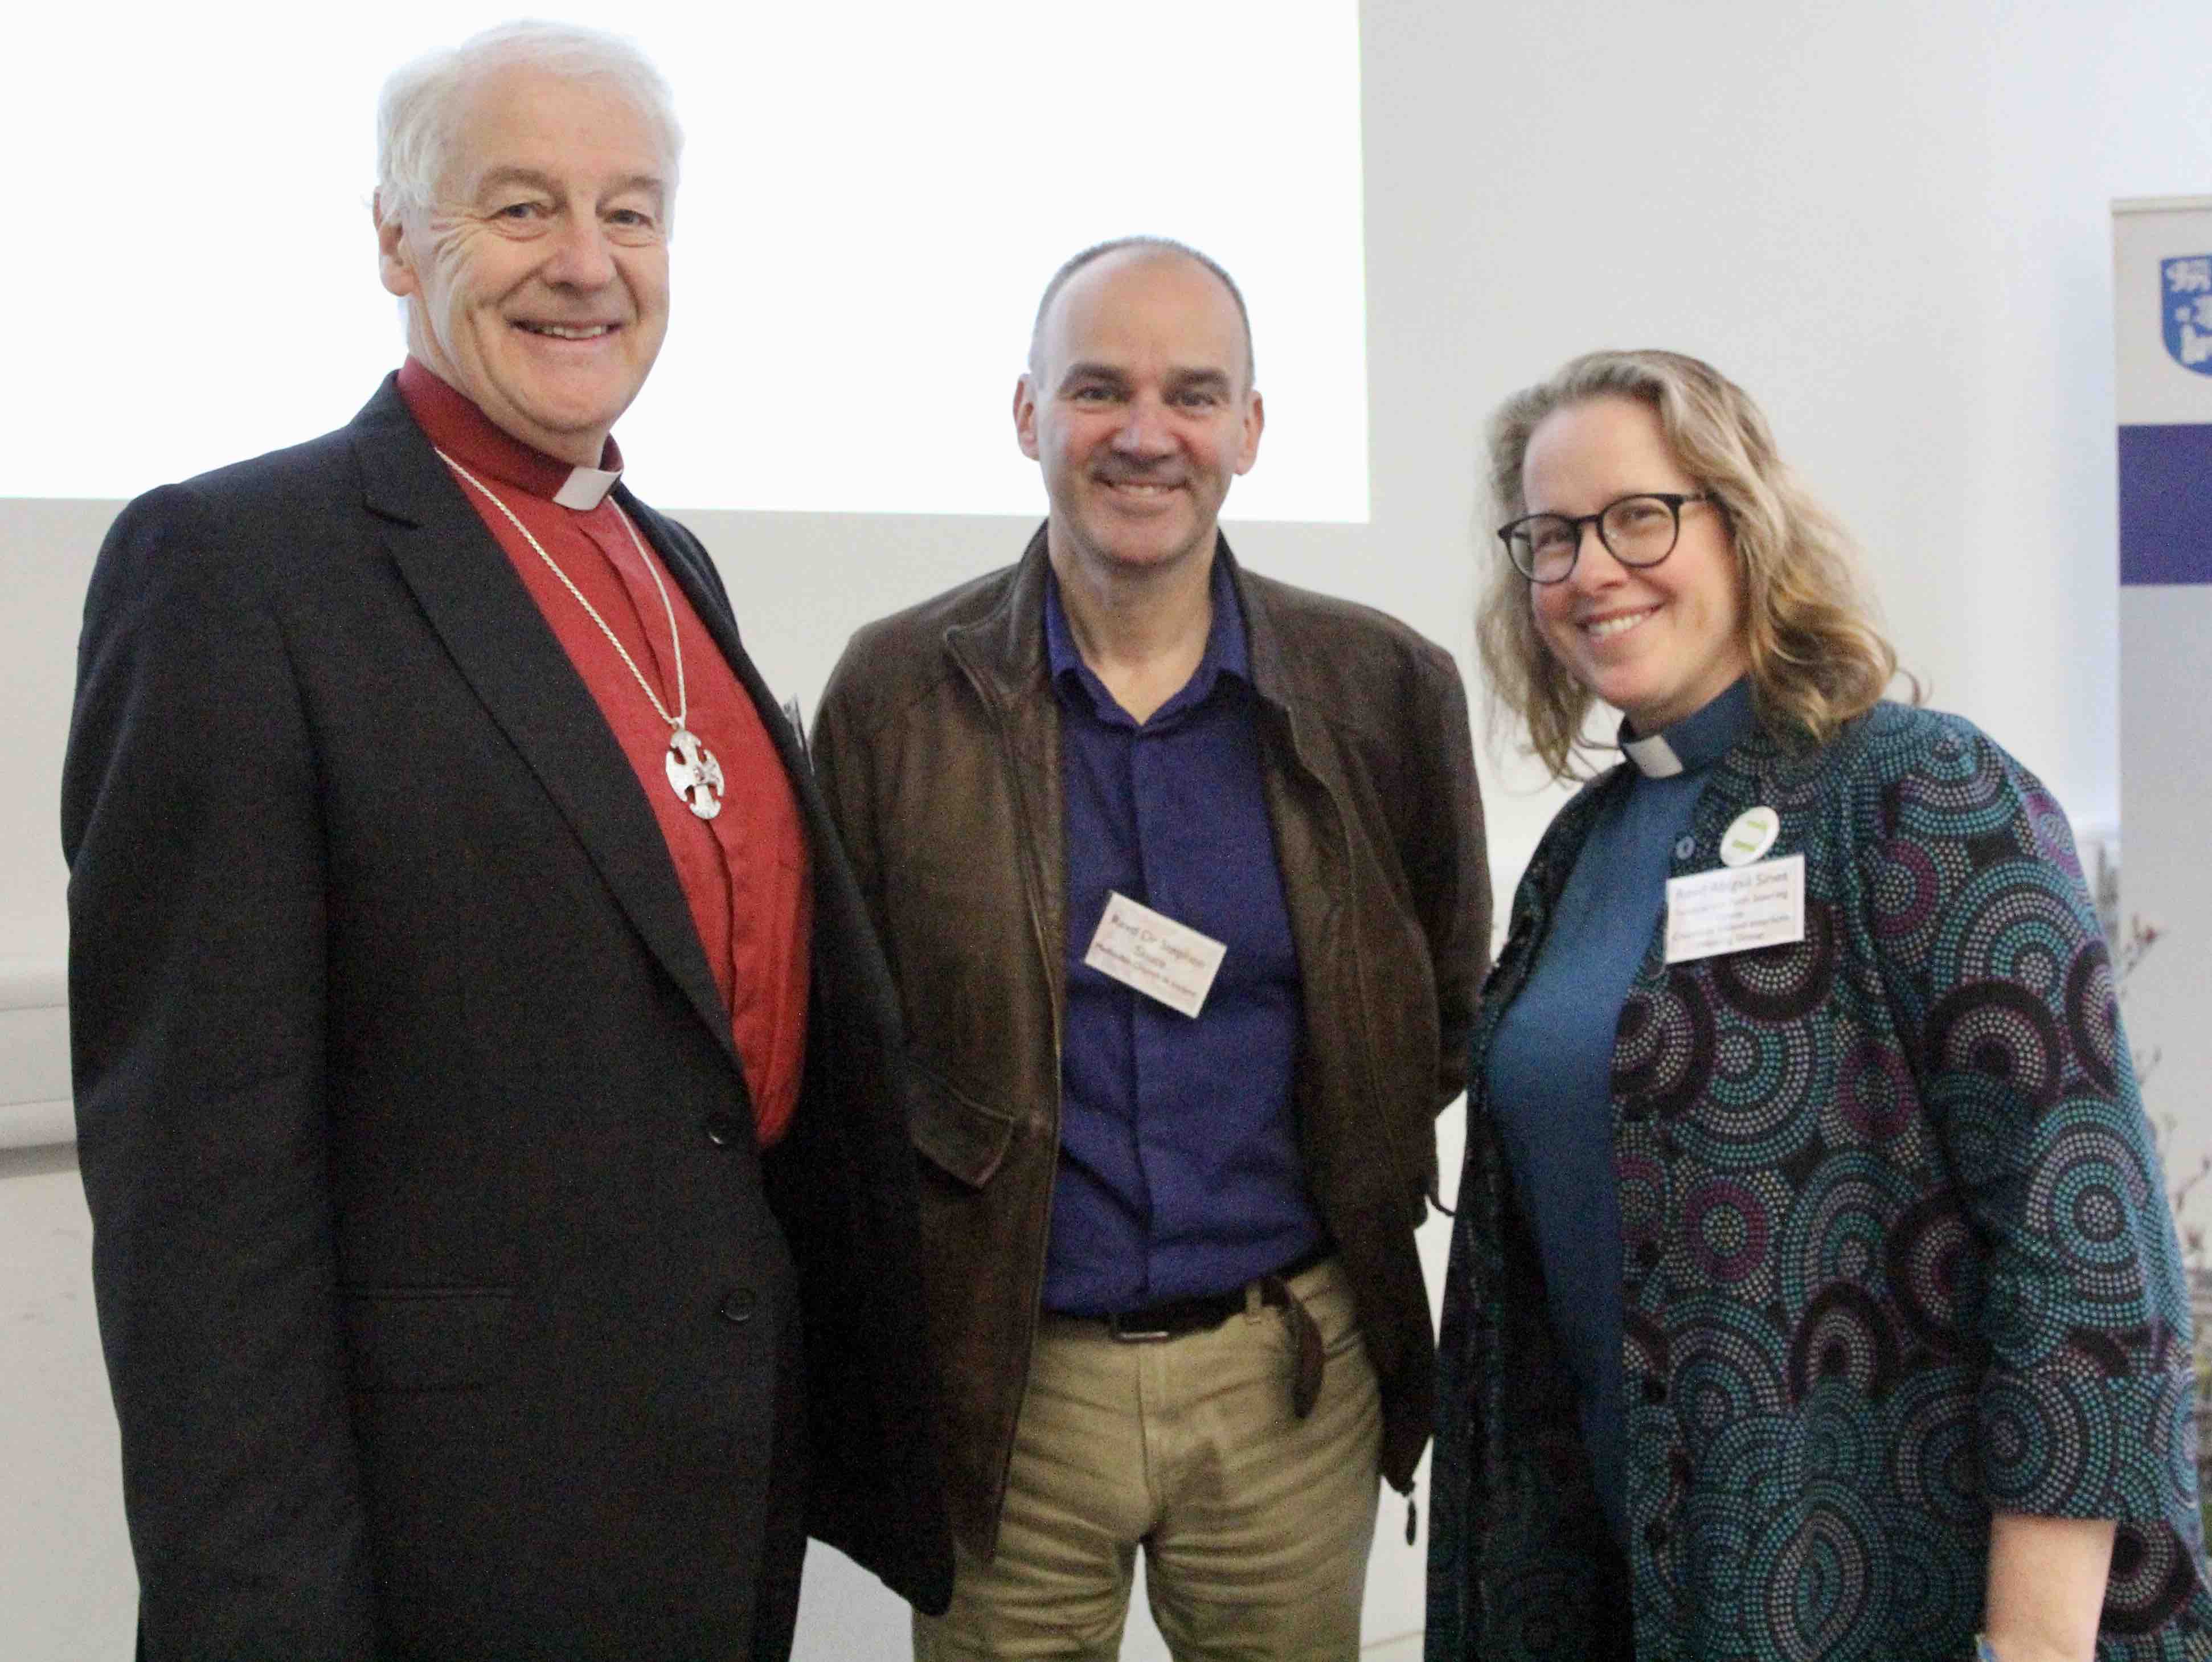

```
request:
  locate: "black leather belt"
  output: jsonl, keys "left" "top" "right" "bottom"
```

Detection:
{"left": 1101, "top": 1296, "right": 1240, "bottom": 1342}
{"left": 1097, "top": 1245, "right": 1332, "bottom": 1343}
{"left": 1090, "top": 1246, "right": 1333, "bottom": 1419}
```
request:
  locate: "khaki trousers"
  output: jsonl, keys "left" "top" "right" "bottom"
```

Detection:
{"left": 913, "top": 1257, "right": 1383, "bottom": 1661}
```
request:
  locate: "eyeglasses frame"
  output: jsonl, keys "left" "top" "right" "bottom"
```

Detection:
{"left": 1497, "top": 492, "right": 1717, "bottom": 584}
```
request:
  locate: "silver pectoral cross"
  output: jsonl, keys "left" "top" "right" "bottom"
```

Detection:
{"left": 666, "top": 726, "right": 726, "bottom": 820}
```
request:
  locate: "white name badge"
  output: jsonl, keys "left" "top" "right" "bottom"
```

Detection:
{"left": 1082, "top": 891, "right": 1227, "bottom": 1018}
{"left": 1664, "top": 854, "right": 1806, "bottom": 964}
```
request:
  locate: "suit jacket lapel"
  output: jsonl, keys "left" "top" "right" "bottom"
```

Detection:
{"left": 347, "top": 382, "right": 738, "bottom": 1066}
{"left": 617, "top": 492, "right": 812, "bottom": 814}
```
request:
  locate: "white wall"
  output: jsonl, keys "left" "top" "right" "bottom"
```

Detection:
{"left": 5, "top": 1, "right": 2209, "bottom": 1655}
{"left": 1370, "top": 0, "right": 2209, "bottom": 883}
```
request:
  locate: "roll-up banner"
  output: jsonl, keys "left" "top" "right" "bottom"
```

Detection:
{"left": 2115, "top": 198, "right": 2212, "bottom": 1431}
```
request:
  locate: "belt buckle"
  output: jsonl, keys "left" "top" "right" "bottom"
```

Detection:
{"left": 1105, "top": 1313, "right": 1174, "bottom": 1343}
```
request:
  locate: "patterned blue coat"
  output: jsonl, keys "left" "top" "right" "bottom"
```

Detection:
{"left": 1428, "top": 704, "right": 2212, "bottom": 1660}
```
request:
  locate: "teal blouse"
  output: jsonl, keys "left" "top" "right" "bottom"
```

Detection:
{"left": 1486, "top": 678, "right": 1758, "bottom": 1546}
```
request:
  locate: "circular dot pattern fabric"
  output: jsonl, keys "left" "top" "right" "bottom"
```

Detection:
{"left": 1429, "top": 705, "right": 2212, "bottom": 1661}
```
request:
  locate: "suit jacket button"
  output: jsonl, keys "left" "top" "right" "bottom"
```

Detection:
{"left": 705, "top": 1112, "right": 742, "bottom": 1148}
{"left": 719, "top": 1287, "right": 758, "bottom": 1324}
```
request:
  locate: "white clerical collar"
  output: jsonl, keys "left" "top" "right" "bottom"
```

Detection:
{"left": 1619, "top": 678, "right": 1758, "bottom": 780}
{"left": 554, "top": 465, "right": 622, "bottom": 510}
{"left": 1623, "top": 731, "right": 1686, "bottom": 779}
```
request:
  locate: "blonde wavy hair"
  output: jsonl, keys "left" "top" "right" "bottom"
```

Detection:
{"left": 1476, "top": 350, "right": 1907, "bottom": 779}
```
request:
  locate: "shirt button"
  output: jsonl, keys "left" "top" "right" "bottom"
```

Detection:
{"left": 704, "top": 1112, "right": 742, "bottom": 1148}
{"left": 718, "top": 1288, "right": 758, "bottom": 1324}
{"left": 1673, "top": 835, "right": 1697, "bottom": 861}
{"left": 1642, "top": 1377, "right": 1669, "bottom": 1405}
{"left": 1645, "top": 1521, "right": 1670, "bottom": 1550}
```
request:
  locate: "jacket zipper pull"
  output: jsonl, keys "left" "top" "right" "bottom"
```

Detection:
{"left": 1406, "top": 1492, "right": 1418, "bottom": 1546}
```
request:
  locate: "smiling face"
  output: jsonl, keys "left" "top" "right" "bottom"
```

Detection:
{"left": 377, "top": 65, "right": 670, "bottom": 466}
{"left": 1015, "top": 249, "right": 1263, "bottom": 583}
{"left": 1522, "top": 394, "right": 1747, "bottom": 733}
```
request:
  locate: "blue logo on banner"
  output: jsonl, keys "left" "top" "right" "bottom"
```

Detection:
{"left": 2165, "top": 256, "right": 2212, "bottom": 375}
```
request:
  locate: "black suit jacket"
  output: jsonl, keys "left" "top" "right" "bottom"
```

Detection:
{"left": 62, "top": 377, "right": 951, "bottom": 1660}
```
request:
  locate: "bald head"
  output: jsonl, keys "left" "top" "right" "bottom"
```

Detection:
{"left": 1027, "top": 236, "right": 1255, "bottom": 394}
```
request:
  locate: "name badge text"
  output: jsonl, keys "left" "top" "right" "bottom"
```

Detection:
{"left": 1665, "top": 854, "right": 1805, "bottom": 964}
{"left": 1082, "top": 892, "right": 1227, "bottom": 1018}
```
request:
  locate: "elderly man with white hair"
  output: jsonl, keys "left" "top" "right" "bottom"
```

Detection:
{"left": 62, "top": 21, "right": 949, "bottom": 1660}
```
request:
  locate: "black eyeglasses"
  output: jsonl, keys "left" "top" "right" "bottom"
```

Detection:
{"left": 1497, "top": 492, "right": 1715, "bottom": 584}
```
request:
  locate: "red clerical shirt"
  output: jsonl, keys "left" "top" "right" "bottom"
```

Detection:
{"left": 399, "top": 359, "right": 810, "bottom": 1145}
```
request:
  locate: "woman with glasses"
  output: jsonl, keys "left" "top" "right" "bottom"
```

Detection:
{"left": 1425, "top": 349, "right": 2212, "bottom": 1662}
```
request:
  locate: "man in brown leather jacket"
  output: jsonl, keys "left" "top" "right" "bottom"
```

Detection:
{"left": 813, "top": 236, "right": 1487, "bottom": 1661}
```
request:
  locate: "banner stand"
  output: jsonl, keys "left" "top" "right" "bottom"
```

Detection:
{"left": 2114, "top": 194, "right": 2212, "bottom": 1522}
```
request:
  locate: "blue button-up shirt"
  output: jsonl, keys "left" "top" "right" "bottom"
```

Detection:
{"left": 1041, "top": 559, "right": 1322, "bottom": 1316}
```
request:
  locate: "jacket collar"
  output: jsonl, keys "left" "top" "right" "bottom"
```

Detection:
{"left": 945, "top": 523, "right": 1055, "bottom": 701}
{"left": 949, "top": 521, "right": 1292, "bottom": 714}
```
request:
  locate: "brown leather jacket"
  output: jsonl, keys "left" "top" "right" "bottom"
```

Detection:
{"left": 813, "top": 530, "right": 1488, "bottom": 1557}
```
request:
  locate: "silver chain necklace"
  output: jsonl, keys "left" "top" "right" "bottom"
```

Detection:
{"left": 437, "top": 448, "right": 726, "bottom": 820}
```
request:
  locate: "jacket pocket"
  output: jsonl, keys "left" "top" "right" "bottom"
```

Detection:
{"left": 341, "top": 1286, "right": 517, "bottom": 1392}
{"left": 904, "top": 1055, "right": 1018, "bottom": 1189}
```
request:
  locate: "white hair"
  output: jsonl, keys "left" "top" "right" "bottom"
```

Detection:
{"left": 374, "top": 19, "right": 683, "bottom": 231}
